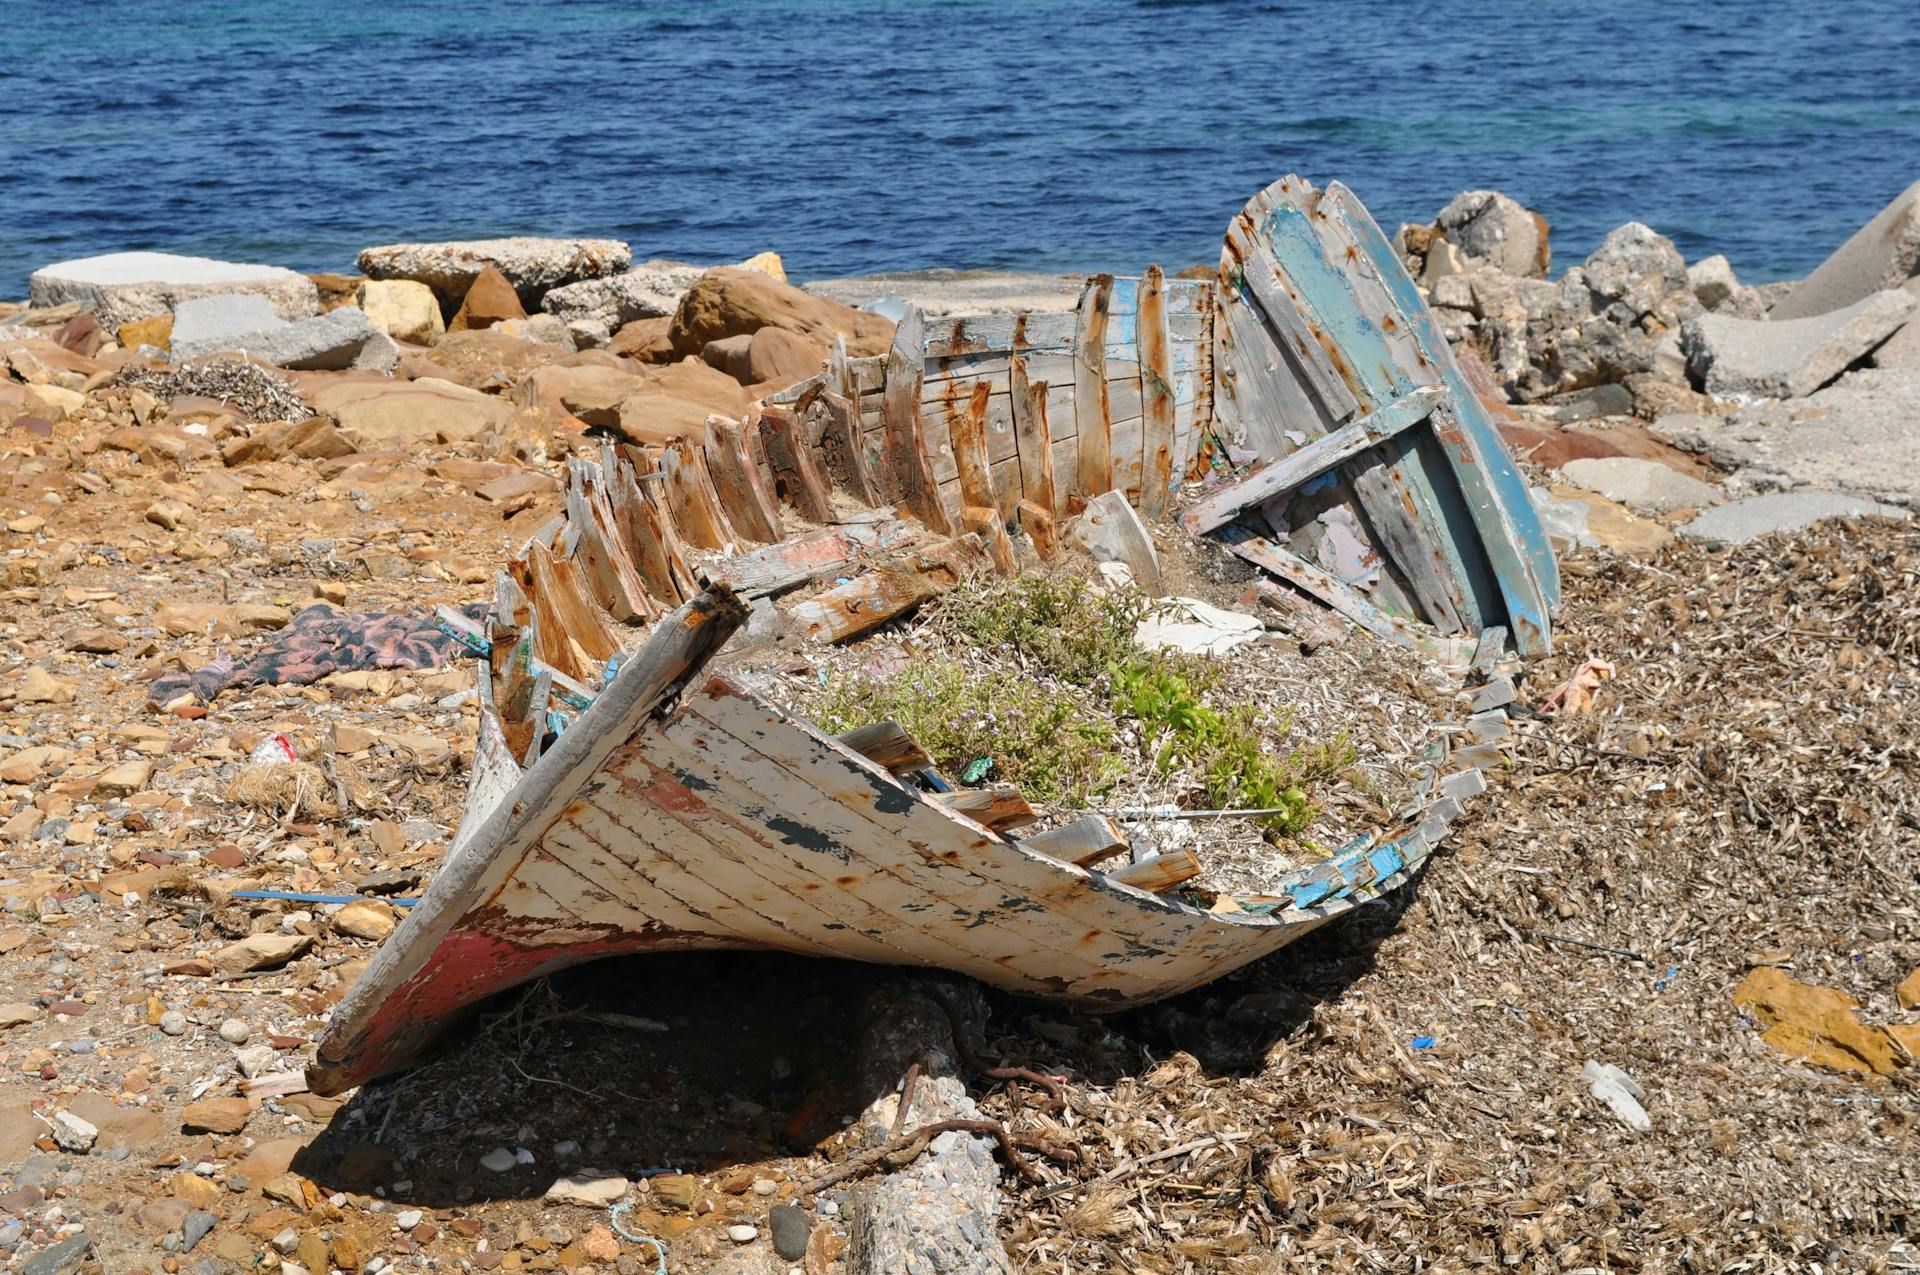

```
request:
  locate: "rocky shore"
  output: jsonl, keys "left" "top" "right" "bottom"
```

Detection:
{"left": 0, "top": 174, "right": 1916, "bottom": 1275}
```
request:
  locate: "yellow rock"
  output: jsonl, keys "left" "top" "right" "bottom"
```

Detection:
{"left": 7, "top": 516, "right": 45, "bottom": 534}
{"left": 1899, "top": 968, "right": 1920, "bottom": 1011}
{"left": 735, "top": 251, "right": 788, "bottom": 283}
{"left": 210, "top": 932, "right": 313, "bottom": 975}
{"left": 17, "top": 666, "right": 76, "bottom": 704}
{"left": 1548, "top": 484, "right": 1674, "bottom": 558}
{"left": 119, "top": 314, "right": 174, "bottom": 351}
{"left": 332, "top": 899, "right": 397, "bottom": 942}
{"left": 93, "top": 758, "right": 154, "bottom": 798}
{"left": 0, "top": 746, "right": 72, "bottom": 785}
{"left": 356, "top": 279, "right": 446, "bottom": 346}
{"left": 171, "top": 1169, "right": 225, "bottom": 1210}
{"left": 1733, "top": 966, "right": 1902, "bottom": 1075}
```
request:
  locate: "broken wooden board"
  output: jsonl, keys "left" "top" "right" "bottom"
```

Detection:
{"left": 707, "top": 517, "right": 921, "bottom": 597}
{"left": 788, "top": 536, "right": 987, "bottom": 643}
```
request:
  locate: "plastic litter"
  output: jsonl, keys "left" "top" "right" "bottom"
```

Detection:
{"left": 1581, "top": 1059, "right": 1651, "bottom": 1131}
{"left": 248, "top": 734, "right": 297, "bottom": 766}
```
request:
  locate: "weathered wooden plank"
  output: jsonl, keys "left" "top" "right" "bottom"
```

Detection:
{"left": 759, "top": 403, "right": 835, "bottom": 525}
{"left": 1181, "top": 385, "right": 1445, "bottom": 535}
{"left": 1220, "top": 523, "right": 1421, "bottom": 647}
{"left": 564, "top": 462, "right": 655, "bottom": 623}
{"left": 818, "top": 391, "right": 882, "bottom": 507}
{"left": 935, "top": 784, "right": 1039, "bottom": 833}
{"left": 707, "top": 516, "right": 919, "bottom": 597}
{"left": 1109, "top": 409, "right": 1145, "bottom": 501}
{"left": 961, "top": 505, "right": 1016, "bottom": 574}
{"left": 788, "top": 536, "right": 985, "bottom": 643}
{"left": 923, "top": 311, "right": 1078, "bottom": 359}
{"left": 612, "top": 457, "right": 693, "bottom": 605}
{"left": 703, "top": 416, "right": 784, "bottom": 544}
{"left": 836, "top": 719, "right": 933, "bottom": 773}
{"left": 1009, "top": 354, "right": 1058, "bottom": 514}
{"left": 948, "top": 381, "right": 997, "bottom": 511}
{"left": 882, "top": 306, "right": 953, "bottom": 534}
{"left": 1021, "top": 814, "right": 1128, "bottom": 867}
{"left": 1230, "top": 219, "right": 1362, "bottom": 423}
{"left": 1073, "top": 275, "right": 1114, "bottom": 497}
{"left": 659, "top": 437, "right": 735, "bottom": 551}
{"left": 524, "top": 540, "right": 620, "bottom": 681}
{"left": 1136, "top": 264, "right": 1178, "bottom": 520}
{"left": 1325, "top": 182, "right": 1558, "bottom": 653}
{"left": 1250, "top": 191, "right": 1470, "bottom": 633}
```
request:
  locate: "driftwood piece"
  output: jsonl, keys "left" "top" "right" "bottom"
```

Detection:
{"left": 790, "top": 536, "right": 985, "bottom": 644}
{"left": 1020, "top": 814, "right": 1129, "bottom": 867}
{"left": 1106, "top": 847, "right": 1202, "bottom": 893}
{"left": 1008, "top": 354, "right": 1058, "bottom": 515}
{"left": 883, "top": 306, "right": 954, "bottom": 534}
{"left": 703, "top": 416, "right": 783, "bottom": 544}
{"left": 708, "top": 517, "right": 919, "bottom": 597}
{"left": 961, "top": 506, "right": 1016, "bottom": 575}
{"left": 838, "top": 720, "right": 933, "bottom": 773}
{"left": 761, "top": 403, "right": 836, "bottom": 524}
{"left": 935, "top": 785, "right": 1038, "bottom": 833}
{"left": 1016, "top": 499, "right": 1056, "bottom": 561}
{"left": 1073, "top": 275, "right": 1114, "bottom": 498}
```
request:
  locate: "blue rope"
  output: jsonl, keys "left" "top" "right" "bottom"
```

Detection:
{"left": 608, "top": 1200, "right": 669, "bottom": 1275}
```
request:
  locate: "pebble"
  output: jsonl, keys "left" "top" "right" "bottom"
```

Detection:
{"left": 479, "top": 1148, "right": 517, "bottom": 1173}
{"left": 395, "top": 1210, "right": 422, "bottom": 1231}
{"left": 768, "top": 1204, "right": 811, "bottom": 1261}
{"left": 818, "top": 1198, "right": 839, "bottom": 1218}
{"left": 181, "top": 1210, "right": 216, "bottom": 1252}
{"left": 751, "top": 1178, "right": 776, "bottom": 1196}
{"left": 158, "top": 1011, "right": 187, "bottom": 1036}
{"left": 217, "top": 1019, "right": 249, "bottom": 1045}
{"left": 725, "top": 1224, "right": 758, "bottom": 1244}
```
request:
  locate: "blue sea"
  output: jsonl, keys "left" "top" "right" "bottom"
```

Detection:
{"left": 4, "top": 1, "right": 1918, "bottom": 299}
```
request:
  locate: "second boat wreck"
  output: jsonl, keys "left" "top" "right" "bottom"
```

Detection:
{"left": 309, "top": 175, "right": 1552, "bottom": 1095}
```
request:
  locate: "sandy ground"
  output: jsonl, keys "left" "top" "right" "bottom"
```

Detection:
{"left": 1, "top": 366, "right": 1916, "bottom": 1275}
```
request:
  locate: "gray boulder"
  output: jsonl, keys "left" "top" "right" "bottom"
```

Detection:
{"left": 1771, "top": 178, "right": 1920, "bottom": 321}
{"left": 1679, "top": 490, "right": 1909, "bottom": 545}
{"left": 170, "top": 299, "right": 381, "bottom": 370}
{"left": 27, "top": 252, "right": 319, "bottom": 328}
{"left": 1434, "top": 190, "right": 1549, "bottom": 278}
{"left": 1682, "top": 289, "right": 1915, "bottom": 399}
{"left": 540, "top": 260, "right": 705, "bottom": 326}
{"left": 1687, "top": 254, "right": 1739, "bottom": 310}
{"left": 1651, "top": 366, "right": 1920, "bottom": 506}
{"left": 356, "top": 237, "right": 631, "bottom": 307}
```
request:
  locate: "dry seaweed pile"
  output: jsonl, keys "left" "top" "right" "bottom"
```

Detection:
{"left": 961, "top": 517, "right": 1920, "bottom": 1273}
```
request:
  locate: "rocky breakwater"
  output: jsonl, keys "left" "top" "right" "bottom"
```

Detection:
{"left": 1392, "top": 178, "right": 1920, "bottom": 550}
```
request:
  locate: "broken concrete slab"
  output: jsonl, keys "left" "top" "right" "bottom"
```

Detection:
{"left": 28, "top": 252, "right": 320, "bottom": 327}
{"left": 1650, "top": 366, "right": 1920, "bottom": 506}
{"left": 1682, "top": 289, "right": 1915, "bottom": 398}
{"left": 1557, "top": 456, "right": 1720, "bottom": 514}
{"left": 356, "top": 237, "right": 631, "bottom": 306}
{"left": 169, "top": 293, "right": 283, "bottom": 351}
{"left": 170, "top": 304, "right": 379, "bottom": 370}
{"left": 1770, "top": 178, "right": 1920, "bottom": 321}
{"left": 1679, "top": 490, "right": 1908, "bottom": 546}
{"left": 1870, "top": 280, "right": 1920, "bottom": 369}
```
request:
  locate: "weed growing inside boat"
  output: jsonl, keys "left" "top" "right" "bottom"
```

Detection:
{"left": 813, "top": 659, "right": 1124, "bottom": 804}
{"left": 945, "top": 572, "right": 1149, "bottom": 686}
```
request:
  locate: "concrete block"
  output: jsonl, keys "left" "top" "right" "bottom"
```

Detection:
{"left": 1870, "top": 280, "right": 1920, "bottom": 369}
{"left": 1771, "top": 179, "right": 1920, "bottom": 321}
{"left": 27, "top": 252, "right": 319, "bottom": 327}
{"left": 1682, "top": 289, "right": 1915, "bottom": 399}
{"left": 172, "top": 305, "right": 377, "bottom": 370}
{"left": 1679, "top": 491, "right": 1909, "bottom": 546}
{"left": 356, "top": 237, "right": 631, "bottom": 306}
{"left": 1559, "top": 456, "right": 1720, "bottom": 514}
{"left": 169, "top": 294, "right": 282, "bottom": 351}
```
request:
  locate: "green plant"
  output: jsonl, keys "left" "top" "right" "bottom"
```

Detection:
{"left": 813, "top": 657, "right": 1123, "bottom": 804}
{"left": 941, "top": 573, "right": 1149, "bottom": 688}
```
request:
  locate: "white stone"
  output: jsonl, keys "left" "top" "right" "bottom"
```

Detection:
{"left": 479, "top": 1147, "right": 517, "bottom": 1173}
{"left": 727, "top": 1225, "right": 759, "bottom": 1244}
{"left": 234, "top": 1044, "right": 277, "bottom": 1078}
{"left": 51, "top": 1110, "right": 97, "bottom": 1153}
{"left": 356, "top": 279, "right": 446, "bottom": 345}
{"left": 217, "top": 1018, "right": 250, "bottom": 1045}
{"left": 544, "top": 1170, "right": 630, "bottom": 1207}
{"left": 1066, "top": 490, "right": 1161, "bottom": 589}
{"left": 1687, "top": 254, "right": 1740, "bottom": 310}
{"left": 159, "top": 1010, "right": 188, "bottom": 1036}
{"left": 394, "top": 1210, "right": 423, "bottom": 1231}
{"left": 1679, "top": 489, "right": 1909, "bottom": 546}
{"left": 28, "top": 252, "right": 320, "bottom": 327}
{"left": 1557, "top": 457, "right": 1720, "bottom": 514}
{"left": 1434, "top": 190, "right": 1548, "bottom": 278}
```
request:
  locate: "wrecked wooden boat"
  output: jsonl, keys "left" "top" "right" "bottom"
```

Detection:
{"left": 309, "top": 175, "right": 1548, "bottom": 1093}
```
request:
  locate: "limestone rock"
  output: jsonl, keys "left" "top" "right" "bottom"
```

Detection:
{"left": 93, "top": 758, "right": 154, "bottom": 797}
{"left": 0, "top": 745, "right": 71, "bottom": 784}
{"left": 332, "top": 899, "right": 397, "bottom": 942}
{"left": 311, "top": 378, "right": 513, "bottom": 448}
{"left": 1733, "top": 966, "right": 1904, "bottom": 1075}
{"left": 357, "top": 237, "right": 631, "bottom": 307}
{"left": 1685, "top": 289, "right": 1914, "bottom": 399}
{"left": 1772, "top": 178, "right": 1920, "bottom": 320}
{"left": 16, "top": 666, "right": 76, "bottom": 703}
{"left": 668, "top": 267, "right": 894, "bottom": 360}
{"left": 1557, "top": 457, "right": 1720, "bottom": 514}
{"left": 169, "top": 293, "right": 282, "bottom": 352}
{"left": 615, "top": 358, "right": 751, "bottom": 445}
{"left": 356, "top": 280, "right": 445, "bottom": 345}
{"left": 210, "top": 932, "right": 313, "bottom": 974}
{"left": 170, "top": 301, "right": 381, "bottom": 370}
{"left": 544, "top": 1170, "right": 629, "bottom": 1207}
{"left": 747, "top": 326, "right": 826, "bottom": 389}
{"left": 28, "top": 251, "right": 321, "bottom": 327}
{"left": 1434, "top": 190, "right": 1549, "bottom": 278}
{"left": 450, "top": 266, "right": 527, "bottom": 333}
